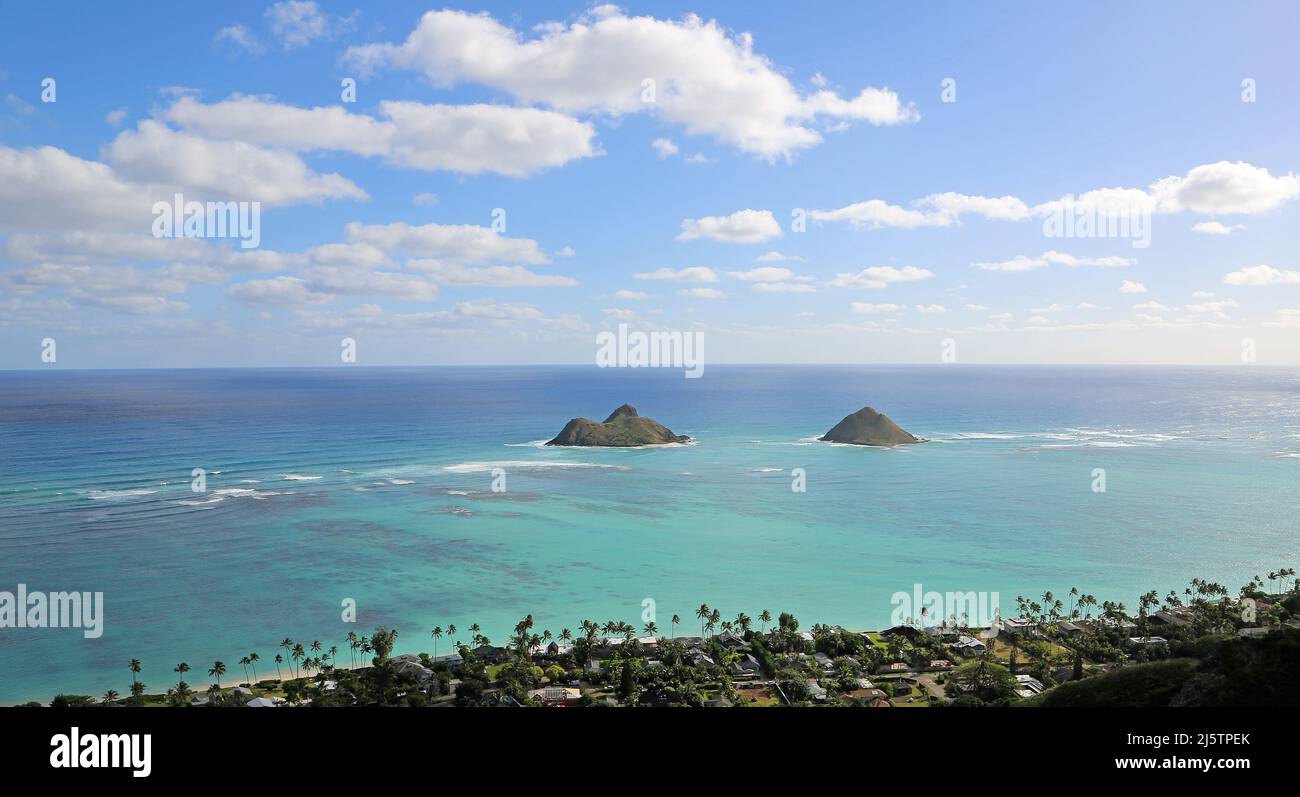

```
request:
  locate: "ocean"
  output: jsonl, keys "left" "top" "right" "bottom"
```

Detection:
{"left": 1, "top": 365, "right": 1297, "bottom": 703}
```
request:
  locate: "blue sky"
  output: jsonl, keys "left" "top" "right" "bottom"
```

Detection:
{"left": 1, "top": 1, "right": 1297, "bottom": 367}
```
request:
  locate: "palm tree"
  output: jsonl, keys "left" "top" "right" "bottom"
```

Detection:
{"left": 670, "top": 614, "right": 681, "bottom": 640}
{"left": 291, "top": 643, "right": 305, "bottom": 678}
{"left": 431, "top": 626, "right": 443, "bottom": 659}
{"left": 279, "top": 638, "right": 293, "bottom": 676}
{"left": 129, "top": 681, "right": 146, "bottom": 705}
{"left": 102, "top": 689, "right": 119, "bottom": 705}
{"left": 128, "top": 658, "right": 141, "bottom": 688}
{"left": 759, "top": 609, "right": 772, "bottom": 633}
{"left": 446, "top": 624, "right": 458, "bottom": 646}
{"left": 174, "top": 662, "right": 190, "bottom": 697}
{"left": 346, "top": 631, "right": 358, "bottom": 667}
{"left": 560, "top": 628, "right": 572, "bottom": 646}
{"left": 208, "top": 660, "right": 226, "bottom": 690}
{"left": 735, "top": 612, "right": 752, "bottom": 634}
{"left": 239, "top": 656, "right": 252, "bottom": 684}
{"left": 708, "top": 608, "right": 721, "bottom": 637}
{"left": 249, "top": 652, "right": 260, "bottom": 682}
{"left": 695, "top": 604, "right": 710, "bottom": 637}
{"left": 644, "top": 621, "right": 658, "bottom": 637}
{"left": 273, "top": 654, "right": 283, "bottom": 680}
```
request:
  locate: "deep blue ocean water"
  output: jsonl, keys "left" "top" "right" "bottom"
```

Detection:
{"left": 1, "top": 365, "right": 1298, "bottom": 703}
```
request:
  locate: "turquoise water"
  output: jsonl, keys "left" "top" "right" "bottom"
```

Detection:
{"left": 1, "top": 365, "right": 1298, "bottom": 703}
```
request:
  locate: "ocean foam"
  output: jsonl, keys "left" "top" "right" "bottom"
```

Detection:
{"left": 442, "top": 461, "right": 631, "bottom": 474}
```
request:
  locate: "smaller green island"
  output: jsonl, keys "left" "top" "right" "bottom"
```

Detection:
{"left": 546, "top": 404, "right": 690, "bottom": 447}
{"left": 820, "top": 405, "right": 923, "bottom": 446}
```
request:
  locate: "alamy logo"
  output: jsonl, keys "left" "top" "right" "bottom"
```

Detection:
{"left": 0, "top": 584, "right": 103, "bottom": 638}
{"left": 1041, "top": 193, "right": 1150, "bottom": 249}
{"left": 595, "top": 323, "right": 704, "bottom": 379}
{"left": 890, "top": 583, "right": 1000, "bottom": 628}
{"left": 50, "top": 727, "right": 151, "bottom": 778}
{"left": 152, "top": 193, "right": 261, "bottom": 249}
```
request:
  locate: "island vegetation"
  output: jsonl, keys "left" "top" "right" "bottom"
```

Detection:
{"left": 546, "top": 404, "right": 690, "bottom": 447}
{"left": 26, "top": 568, "right": 1299, "bottom": 709}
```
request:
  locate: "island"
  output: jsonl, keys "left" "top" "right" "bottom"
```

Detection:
{"left": 820, "top": 405, "right": 923, "bottom": 446}
{"left": 546, "top": 404, "right": 691, "bottom": 447}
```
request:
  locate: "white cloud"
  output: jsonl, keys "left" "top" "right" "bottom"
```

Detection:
{"left": 105, "top": 108, "right": 128, "bottom": 127}
{"left": 226, "top": 276, "right": 330, "bottom": 307}
{"left": 914, "top": 304, "right": 946, "bottom": 313}
{"left": 614, "top": 289, "right": 648, "bottom": 300}
{"left": 810, "top": 193, "right": 1029, "bottom": 229}
{"left": 1149, "top": 161, "right": 1299, "bottom": 215}
{"left": 678, "top": 209, "right": 781, "bottom": 244}
{"left": 634, "top": 266, "right": 719, "bottom": 283}
{"left": 1191, "top": 221, "right": 1245, "bottom": 235}
{"left": 214, "top": 24, "right": 263, "bottom": 54}
{"left": 651, "top": 138, "right": 679, "bottom": 158}
{"left": 344, "top": 221, "right": 548, "bottom": 265}
{"left": 974, "top": 250, "right": 1135, "bottom": 271}
{"left": 752, "top": 282, "right": 814, "bottom": 293}
{"left": 851, "top": 302, "right": 902, "bottom": 314}
{"left": 165, "top": 96, "right": 600, "bottom": 177}
{"left": 412, "top": 192, "right": 439, "bottom": 207}
{"left": 812, "top": 161, "right": 1298, "bottom": 234}
{"left": 344, "top": 8, "right": 917, "bottom": 159}
{"left": 679, "top": 287, "right": 725, "bottom": 299}
{"left": 1222, "top": 264, "right": 1300, "bottom": 286}
{"left": 1119, "top": 280, "right": 1147, "bottom": 294}
{"left": 405, "top": 260, "right": 578, "bottom": 287}
{"left": 1184, "top": 298, "right": 1237, "bottom": 319}
{"left": 755, "top": 250, "right": 802, "bottom": 263}
{"left": 104, "top": 120, "right": 367, "bottom": 205}
{"left": 728, "top": 266, "right": 797, "bottom": 282}
{"left": 264, "top": 1, "right": 349, "bottom": 49}
{"left": 973, "top": 254, "right": 1048, "bottom": 272}
{"left": 827, "top": 265, "right": 934, "bottom": 289}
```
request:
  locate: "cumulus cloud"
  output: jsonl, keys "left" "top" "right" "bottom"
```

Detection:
{"left": 678, "top": 209, "right": 781, "bottom": 244}
{"left": 343, "top": 221, "right": 548, "bottom": 265}
{"left": 214, "top": 24, "right": 263, "bottom": 54}
{"left": 634, "top": 266, "right": 719, "bottom": 283}
{"left": 851, "top": 302, "right": 903, "bottom": 314}
{"left": 164, "top": 96, "right": 599, "bottom": 177}
{"left": 343, "top": 8, "right": 918, "bottom": 159}
{"left": 614, "top": 289, "right": 648, "bottom": 300}
{"left": 973, "top": 250, "right": 1135, "bottom": 271}
{"left": 755, "top": 250, "right": 802, "bottom": 262}
{"left": 679, "top": 287, "right": 725, "bottom": 299}
{"left": 264, "top": 1, "right": 351, "bottom": 49}
{"left": 827, "top": 265, "right": 934, "bottom": 289}
{"left": 104, "top": 120, "right": 367, "bottom": 205}
{"left": 1222, "top": 265, "right": 1300, "bottom": 286}
{"left": 1119, "top": 280, "right": 1147, "bottom": 294}
{"left": 727, "top": 266, "right": 797, "bottom": 282}
{"left": 810, "top": 193, "right": 1029, "bottom": 229}
{"left": 752, "top": 282, "right": 814, "bottom": 293}
{"left": 404, "top": 261, "right": 578, "bottom": 287}
{"left": 811, "top": 161, "right": 1297, "bottom": 233}
{"left": 651, "top": 138, "right": 679, "bottom": 158}
{"left": 1191, "top": 221, "right": 1245, "bottom": 235}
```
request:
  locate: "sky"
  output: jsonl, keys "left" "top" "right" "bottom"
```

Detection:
{"left": 0, "top": 0, "right": 1297, "bottom": 368}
